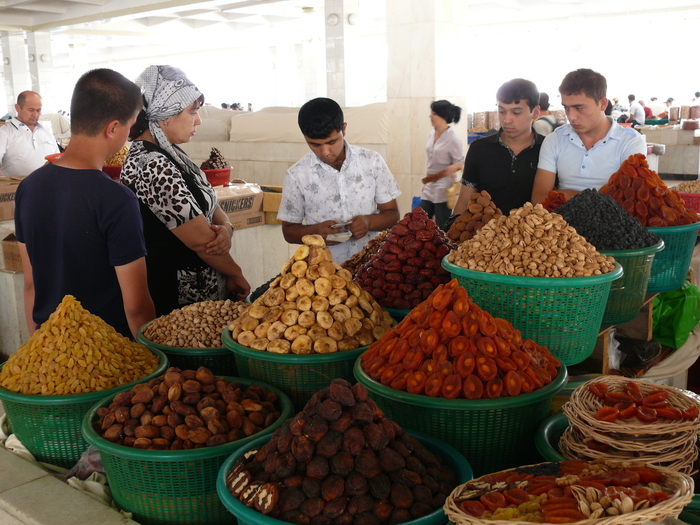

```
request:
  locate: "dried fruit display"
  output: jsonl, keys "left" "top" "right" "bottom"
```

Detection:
{"left": 447, "top": 203, "right": 616, "bottom": 277}
{"left": 105, "top": 144, "right": 129, "bottom": 166}
{"left": 599, "top": 154, "right": 699, "bottom": 227}
{"left": 354, "top": 207, "right": 456, "bottom": 310}
{"left": 672, "top": 180, "right": 700, "bottom": 194}
{"left": 225, "top": 378, "right": 459, "bottom": 523}
{"left": 446, "top": 190, "right": 503, "bottom": 243}
{"left": 555, "top": 190, "right": 662, "bottom": 251}
{"left": 0, "top": 295, "right": 159, "bottom": 396}
{"left": 94, "top": 366, "right": 282, "bottom": 450}
{"left": 539, "top": 190, "right": 567, "bottom": 212}
{"left": 143, "top": 299, "right": 247, "bottom": 348}
{"left": 341, "top": 229, "right": 389, "bottom": 277}
{"left": 446, "top": 459, "right": 689, "bottom": 524}
{"left": 200, "top": 147, "right": 230, "bottom": 170}
{"left": 360, "top": 279, "right": 561, "bottom": 399}
{"left": 229, "top": 235, "right": 393, "bottom": 354}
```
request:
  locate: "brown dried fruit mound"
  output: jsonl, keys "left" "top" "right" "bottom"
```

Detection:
{"left": 354, "top": 207, "right": 456, "bottom": 310}
{"left": 229, "top": 235, "right": 393, "bottom": 354}
{"left": 446, "top": 190, "right": 503, "bottom": 243}
{"left": 225, "top": 378, "right": 459, "bottom": 523}
{"left": 599, "top": 153, "right": 699, "bottom": 227}
{"left": 342, "top": 229, "right": 389, "bottom": 277}
{"left": 0, "top": 295, "right": 159, "bottom": 395}
{"left": 361, "top": 279, "right": 561, "bottom": 399}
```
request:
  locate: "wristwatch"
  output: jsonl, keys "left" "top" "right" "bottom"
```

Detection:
{"left": 224, "top": 221, "right": 235, "bottom": 232}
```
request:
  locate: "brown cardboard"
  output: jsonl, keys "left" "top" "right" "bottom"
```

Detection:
{"left": 261, "top": 185, "right": 283, "bottom": 213}
{"left": 2, "top": 233, "right": 22, "bottom": 272}
{"left": 0, "top": 176, "right": 24, "bottom": 221}
{"left": 215, "top": 183, "right": 264, "bottom": 230}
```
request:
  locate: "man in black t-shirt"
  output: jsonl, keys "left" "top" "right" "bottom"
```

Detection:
{"left": 452, "top": 79, "right": 544, "bottom": 216}
{"left": 15, "top": 69, "right": 155, "bottom": 339}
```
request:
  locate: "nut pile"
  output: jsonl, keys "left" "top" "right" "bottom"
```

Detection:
{"left": 599, "top": 154, "right": 699, "bottom": 227}
{"left": 201, "top": 147, "right": 230, "bottom": 170}
{"left": 361, "top": 279, "right": 561, "bottom": 399}
{"left": 105, "top": 144, "right": 129, "bottom": 166}
{"left": 354, "top": 207, "right": 455, "bottom": 310}
{"left": 143, "top": 299, "right": 247, "bottom": 348}
{"left": 672, "top": 180, "right": 700, "bottom": 194}
{"left": 225, "top": 378, "right": 459, "bottom": 523}
{"left": 229, "top": 235, "right": 393, "bottom": 354}
{"left": 448, "top": 203, "right": 617, "bottom": 277}
{"left": 446, "top": 190, "right": 503, "bottom": 243}
{"left": 0, "top": 295, "right": 159, "bottom": 395}
{"left": 94, "top": 366, "right": 282, "bottom": 450}
{"left": 341, "top": 230, "right": 389, "bottom": 277}
{"left": 555, "top": 189, "right": 662, "bottom": 250}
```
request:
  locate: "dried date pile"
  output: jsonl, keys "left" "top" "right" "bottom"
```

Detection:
{"left": 201, "top": 147, "right": 230, "bottom": 170}
{"left": 342, "top": 230, "right": 389, "bottom": 277}
{"left": 446, "top": 191, "right": 502, "bottom": 243}
{"left": 94, "top": 367, "right": 282, "bottom": 450}
{"left": 355, "top": 208, "right": 455, "bottom": 310}
{"left": 555, "top": 190, "right": 662, "bottom": 251}
{"left": 225, "top": 378, "right": 458, "bottom": 524}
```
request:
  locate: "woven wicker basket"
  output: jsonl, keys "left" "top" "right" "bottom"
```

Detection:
{"left": 444, "top": 461, "right": 694, "bottom": 525}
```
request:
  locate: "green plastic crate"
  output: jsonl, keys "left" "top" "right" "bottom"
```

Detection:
{"left": 222, "top": 328, "right": 366, "bottom": 411}
{"left": 138, "top": 321, "right": 237, "bottom": 377}
{"left": 81, "top": 377, "right": 293, "bottom": 525}
{"left": 0, "top": 348, "right": 167, "bottom": 469}
{"left": 384, "top": 307, "right": 410, "bottom": 322}
{"left": 354, "top": 358, "right": 567, "bottom": 477}
{"left": 217, "top": 429, "right": 473, "bottom": 525}
{"left": 647, "top": 222, "right": 700, "bottom": 293}
{"left": 600, "top": 240, "right": 664, "bottom": 325}
{"left": 442, "top": 258, "right": 623, "bottom": 365}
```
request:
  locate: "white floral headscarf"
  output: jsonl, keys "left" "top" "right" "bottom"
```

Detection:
{"left": 134, "top": 65, "right": 203, "bottom": 177}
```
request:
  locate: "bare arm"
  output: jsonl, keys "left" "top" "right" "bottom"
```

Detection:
{"left": 205, "top": 205, "right": 234, "bottom": 255}
{"left": 282, "top": 220, "right": 339, "bottom": 245}
{"left": 18, "top": 242, "right": 36, "bottom": 335}
{"left": 114, "top": 258, "right": 156, "bottom": 339}
{"left": 531, "top": 168, "right": 557, "bottom": 205}
{"left": 453, "top": 185, "right": 477, "bottom": 215}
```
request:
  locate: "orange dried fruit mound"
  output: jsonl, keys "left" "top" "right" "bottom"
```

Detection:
{"left": 599, "top": 154, "right": 699, "bottom": 227}
{"left": 360, "top": 279, "right": 561, "bottom": 399}
{"left": 539, "top": 190, "right": 567, "bottom": 212}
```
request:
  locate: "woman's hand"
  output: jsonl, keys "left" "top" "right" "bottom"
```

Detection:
{"left": 227, "top": 273, "right": 251, "bottom": 300}
{"left": 205, "top": 223, "right": 233, "bottom": 255}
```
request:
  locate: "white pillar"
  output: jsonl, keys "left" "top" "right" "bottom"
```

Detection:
{"left": 1, "top": 31, "right": 30, "bottom": 112}
{"left": 26, "top": 32, "right": 55, "bottom": 111}
{"left": 325, "top": 0, "right": 359, "bottom": 107}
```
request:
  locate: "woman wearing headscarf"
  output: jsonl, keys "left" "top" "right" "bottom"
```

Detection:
{"left": 121, "top": 65, "right": 250, "bottom": 316}
{"left": 420, "top": 100, "right": 464, "bottom": 229}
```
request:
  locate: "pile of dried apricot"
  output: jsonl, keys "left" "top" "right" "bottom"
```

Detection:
{"left": 539, "top": 190, "right": 567, "bottom": 212}
{"left": 599, "top": 154, "right": 699, "bottom": 227}
{"left": 360, "top": 279, "right": 561, "bottom": 399}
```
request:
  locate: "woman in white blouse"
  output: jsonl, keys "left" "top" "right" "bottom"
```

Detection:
{"left": 420, "top": 100, "right": 464, "bottom": 229}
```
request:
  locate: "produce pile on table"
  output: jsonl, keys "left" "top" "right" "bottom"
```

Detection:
{"left": 105, "top": 144, "right": 129, "bottom": 166}
{"left": 540, "top": 190, "right": 567, "bottom": 212}
{"left": 448, "top": 203, "right": 616, "bottom": 277}
{"left": 224, "top": 378, "right": 459, "bottom": 523}
{"left": 354, "top": 207, "right": 455, "bottom": 310}
{"left": 342, "top": 230, "right": 389, "bottom": 277}
{"left": 93, "top": 366, "right": 283, "bottom": 450}
{"left": 599, "top": 154, "right": 699, "bottom": 227}
{"left": 446, "top": 190, "right": 503, "bottom": 243}
{"left": 360, "top": 279, "right": 561, "bottom": 399}
{"left": 201, "top": 147, "right": 230, "bottom": 170}
{"left": 671, "top": 180, "right": 700, "bottom": 194}
{"left": 0, "top": 295, "right": 159, "bottom": 395}
{"left": 229, "top": 235, "right": 393, "bottom": 354}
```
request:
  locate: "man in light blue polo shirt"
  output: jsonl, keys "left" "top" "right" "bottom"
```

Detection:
{"left": 531, "top": 69, "right": 646, "bottom": 205}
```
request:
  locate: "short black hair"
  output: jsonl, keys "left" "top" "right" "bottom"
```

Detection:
{"left": 559, "top": 69, "right": 606, "bottom": 102}
{"left": 298, "top": 97, "right": 344, "bottom": 139}
{"left": 497, "top": 79, "right": 539, "bottom": 111}
{"left": 71, "top": 69, "right": 141, "bottom": 137}
{"left": 695, "top": 92, "right": 700, "bottom": 98}
{"left": 539, "top": 92, "right": 550, "bottom": 111}
{"left": 430, "top": 100, "right": 461, "bottom": 124}
{"left": 628, "top": 94, "right": 636, "bottom": 101}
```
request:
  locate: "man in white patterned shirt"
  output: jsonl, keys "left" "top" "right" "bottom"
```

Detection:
{"left": 278, "top": 97, "right": 401, "bottom": 264}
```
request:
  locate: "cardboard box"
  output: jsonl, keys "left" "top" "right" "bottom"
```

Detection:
{"left": 215, "top": 183, "right": 264, "bottom": 230}
{"left": 0, "top": 176, "right": 25, "bottom": 221}
{"left": 2, "top": 233, "right": 22, "bottom": 272}
{"left": 261, "top": 185, "right": 283, "bottom": 213}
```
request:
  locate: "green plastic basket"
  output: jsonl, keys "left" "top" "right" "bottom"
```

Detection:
{"left": 442, "top": 258, "right": 623, "bottom": 366}
{"left": 0, "top": 348, "right": 167, "bottom": 469}
{"left": 600, "top": 240, "right": 664, "bottom": 325}
{"left": 81, "top": 377, "right": 293, "bottom": 525}
{"left": 384, "top": 307, "right": 410, "bottom": 322}
{"left": 647, "top": 222, "right": 700, "bottom": 293}
{"left": 222, "top": 328, "right": 367, "bottom": 411}
{"left": 138, "top": 320, "right": 237, "bottom": 377}
{"left": 684, "top": 497, "right": 700, "bottom": 519}
{"left": 535, "top": 412, "right": 568, "bottom": 462}
{"left": 354, "top": 358, "right": 567, "bottom": 477}
{"left": 217, "top": 429, "right": 473, "bottom": 525}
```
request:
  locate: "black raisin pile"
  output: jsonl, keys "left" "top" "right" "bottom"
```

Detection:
{"left": 555, "top": 189, "right": 661, "bottom": 250}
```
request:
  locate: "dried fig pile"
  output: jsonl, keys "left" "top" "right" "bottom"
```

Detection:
{"left": 94, "top": 367, "right": 282, "bottom": 450}
{"left": 354, "top": 208, "right": 455, "bottom": 310}
{"left": 599, "top": 153, "right": 699, "bottom": 227}
{"left": 225, "top": 379, "right": 458, "bottom": 524}
{"left": 229, "top": 235, "right": 393, "bottom": 354}
{"left": 361, "top": 279, "right": 561, "bottom": 399}
{"left": 446, "top": 191, "right": 502, "bottom": 243}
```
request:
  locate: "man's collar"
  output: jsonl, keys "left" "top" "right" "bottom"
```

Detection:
{"left": 9, "top": 117, "right": 43, "bottom": 131}
{"left": 496, "top": 128, "right": 542, "bottom": 147}
{"left": 309, "top": 139, "right": 352, "bottom": 169}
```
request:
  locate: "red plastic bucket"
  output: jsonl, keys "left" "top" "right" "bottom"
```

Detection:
{"left": 203, "top": 168, "right": 231, "bottom": 187}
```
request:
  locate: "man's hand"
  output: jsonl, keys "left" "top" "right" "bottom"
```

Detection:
{"left": 317, "top": 220, "right": 341, "bottom": 245}
{"left": 205, "top": 223, "right": 233, "bottom": 255}
{"left": 347, "top": 216, "right": 370, "bottom": 240}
